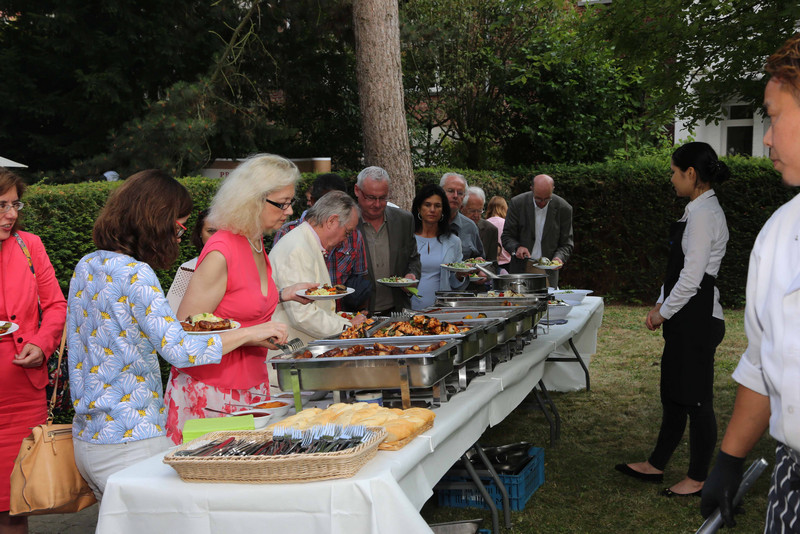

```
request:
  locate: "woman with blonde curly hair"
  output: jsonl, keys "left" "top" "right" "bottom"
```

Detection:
{"left": 166, "top": 154, "right": 313, "bottom": 444}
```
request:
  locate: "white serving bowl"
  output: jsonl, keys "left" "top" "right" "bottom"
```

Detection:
{"left": 228, "top": 409, "right": 274, "bottom": 429}
{"left": 547, "top": 302, "right": 573, "bottom": 320}
{"left": 552, "top": 289, "right": 593, "bottom": 305}
{"left": 273, "top": 392, "right": 315, "bottom": 407}
{"left": 250, "top": 401, "right": 291, "bottom": 419}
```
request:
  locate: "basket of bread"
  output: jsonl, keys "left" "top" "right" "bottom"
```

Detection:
{"left": 268, "top": 402, "right": 435, "bottom": 451}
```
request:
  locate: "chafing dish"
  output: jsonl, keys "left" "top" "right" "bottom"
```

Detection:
{"left": 435, "top": 292, "right": 544, "bottom": 308}
{"left": 270, "top": 340, "right": 459, "bottom": 408}
{"left": 318, "top": 317, "right": 499, "bottom": 365}
{"left": 419, "top": 308, "right": 528, "bottom": 342}
{"left": 430, "top": 298, "right": 547, "bottom": 335}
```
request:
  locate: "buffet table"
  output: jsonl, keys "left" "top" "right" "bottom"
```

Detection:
{"left": 96, "top": 297, "right": 604, "bottom": 534}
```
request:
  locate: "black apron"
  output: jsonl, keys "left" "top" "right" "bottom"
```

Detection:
{"left": 660, "top": 219, "right": 719, "bottom": 406}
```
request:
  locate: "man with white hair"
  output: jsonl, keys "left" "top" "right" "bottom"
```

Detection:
{"left": 502, "top": 174, "right": 573, "bottom": 287}
{"left": 354, "top": 166, "right": 420, "bottom": 314}
{"left": 440, "top": 172, "right": 485, "bottom": 260}
{"left": 269, "top": 191, "right": 366, "bottom": 344}
{"left": 461, "top": 186, "right": 498, "bottom": 263}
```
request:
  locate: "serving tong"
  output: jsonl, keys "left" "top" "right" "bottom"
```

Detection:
{"left": 273, "top": 337, "right": 304, "bottom": 355}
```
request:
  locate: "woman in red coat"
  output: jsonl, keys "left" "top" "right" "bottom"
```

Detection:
{"left": 0, "top": 169, "right": 66, "bottom": 534}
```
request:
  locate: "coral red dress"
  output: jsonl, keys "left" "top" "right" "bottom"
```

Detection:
{"left": 0, "top": 232, "right": 66, "bottom": 511}
{"left": 164, "top": 231, "right": 279, "bottom": 444}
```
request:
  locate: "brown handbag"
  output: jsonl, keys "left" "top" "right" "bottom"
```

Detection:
{"left": 9, "top": 327, "right": 97, "bottom": 515}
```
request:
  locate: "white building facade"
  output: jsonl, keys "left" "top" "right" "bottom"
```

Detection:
{"left": 675, "top": 102, "right": 770, "bottom": 158}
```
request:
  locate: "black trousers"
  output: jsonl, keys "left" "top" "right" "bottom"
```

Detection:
{"left": 648, "top": 396, "right": 717, "bottom": 481}
{"left": 648, "top": 318, "right": 725, "bottom": 481}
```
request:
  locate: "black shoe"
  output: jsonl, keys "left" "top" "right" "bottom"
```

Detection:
{"left": 614, "top": 463, "right": 664, "bottom": 483}
{"left": 660, "top": 487, "right": 702, "bottom": 498}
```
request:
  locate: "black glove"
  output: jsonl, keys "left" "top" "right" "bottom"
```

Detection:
{"left": 701, "top": 450, "right": 745, "bottom": 527}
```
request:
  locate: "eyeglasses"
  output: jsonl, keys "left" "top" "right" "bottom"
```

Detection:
{"left": 444, "top": 188, "right": 465, "bottom": 198}
{"left": 264, "top": 197, "right": 294, "bottom": 211}
{"left": 465, "top": 208, "right": 484, "bottom": 216}
{"left": 361, "top": 193, "right": 388, "bottom": 203}
{"left": 175, "top": 220, "right": 187, "bottom": 238}
{"left": 0, "top": 201, "right": 24, "bottom": 213}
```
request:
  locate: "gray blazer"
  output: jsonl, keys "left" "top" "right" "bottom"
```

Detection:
{"left": 360, "top": 206, "right": 421, "bottom": 312}
{"left": 501, "top": 192, "right": 573, "bottom": 284}
{"left": 477, "top": 218, "right": 499, "bottom": 262}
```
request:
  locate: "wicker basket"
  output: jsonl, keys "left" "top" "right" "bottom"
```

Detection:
{"left": 378, "top": 420, "right": 434, "bottom": 451}
{"left": 163, "top": 427, "right": 387, "bottom": 484}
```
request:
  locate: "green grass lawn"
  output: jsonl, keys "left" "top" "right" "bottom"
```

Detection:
{"left": 421, "top": 304, "right": 776, "bottom": 533}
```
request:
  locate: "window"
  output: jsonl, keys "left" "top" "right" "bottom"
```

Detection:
{"left": 723, "top": 104, "right": 754, "bottom": 156}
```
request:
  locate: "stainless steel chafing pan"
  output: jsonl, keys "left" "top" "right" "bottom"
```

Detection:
{"left": 316, "top": 316, "right": 500, "bottom": 365}
{"left": 269, "top": 340, "right": 457, "bottom": 392}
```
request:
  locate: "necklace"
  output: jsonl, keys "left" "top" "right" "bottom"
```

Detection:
{"left": 247, "top": 237, "right": 264, "bottom": 254}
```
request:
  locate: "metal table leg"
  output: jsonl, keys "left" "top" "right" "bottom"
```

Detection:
{"left": 472, "top": 442, "right": 511, "bottom": 530}
{"left": 459, "top": 452, "right": 500, "bottom": 534}
{"left": 533, "top": 380, "right": 561, "bottom": 445}
{"left": 544, "top": 337, "right": 590, "bottom": 391}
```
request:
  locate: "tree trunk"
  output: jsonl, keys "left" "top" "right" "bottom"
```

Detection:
{"left": 352, "top": 0, "right": 414, "bottom": 210}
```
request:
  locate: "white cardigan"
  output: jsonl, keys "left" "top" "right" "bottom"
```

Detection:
{"left": 268, "top": 222, "right": 350, "bottom": 344}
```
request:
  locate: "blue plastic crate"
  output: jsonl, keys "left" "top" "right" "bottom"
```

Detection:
{"left": 436, "top": 447, "right": 544, "bottom": 511}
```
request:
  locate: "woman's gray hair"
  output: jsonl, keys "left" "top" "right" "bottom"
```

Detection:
{"left": 356, "top": 166, "right": 390, "bottom": 188}
{"left": 207, "top": 154, "right": 300, "bottom": 239}
{"left": 463, "top": 186, "right": 486, "bottom": 206}
{"left": 306, "top": 190, "right": 359, "bottom": 227}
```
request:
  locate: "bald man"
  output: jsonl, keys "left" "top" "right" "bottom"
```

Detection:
{"left": 501, "top": 174, "right": 573, "bottom": 287}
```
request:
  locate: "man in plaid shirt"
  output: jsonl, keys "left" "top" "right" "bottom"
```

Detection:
{"left": 273, "top": 173, "right": 369, "bottom": 311}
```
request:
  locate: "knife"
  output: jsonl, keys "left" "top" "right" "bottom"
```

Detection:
{"left": 198, "top": 436, "right": 235, "bottom": 457}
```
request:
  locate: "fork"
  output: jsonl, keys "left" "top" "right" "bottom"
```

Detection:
{"left": 332, "top": 426, "right": 353, "bottom": 452}
{"left": 284, "top": 428, "right": 305, "bottom": 454}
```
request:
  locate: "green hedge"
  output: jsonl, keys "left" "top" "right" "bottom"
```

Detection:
{"left": 22, "top": 159, "right": 796, "bottom": 308}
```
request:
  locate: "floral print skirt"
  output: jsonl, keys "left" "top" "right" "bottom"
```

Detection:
{"left": 164, "top": 368, "right": 270, "bottom": 444}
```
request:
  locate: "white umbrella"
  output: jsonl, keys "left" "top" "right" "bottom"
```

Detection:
{"left": 0, "top": 156, "right": 27, "bottom": 168}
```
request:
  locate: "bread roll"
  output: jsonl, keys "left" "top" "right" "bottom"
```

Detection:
{"left": 383, "top": 419, "right": 417, "bottom": 442}
{"left": 403, "top": 407, "right": 436, "bottom": 424}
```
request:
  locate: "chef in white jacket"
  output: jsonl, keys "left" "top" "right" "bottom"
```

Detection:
{"left": 701, "top": 33, "right": 800, "bottom": 531}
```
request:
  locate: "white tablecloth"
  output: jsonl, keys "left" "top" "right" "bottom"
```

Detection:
{"left": 97, "top": 297, "right": 604, "bottom": 534}
{"left": 541, "top": 298, "right": 605, "bottom": 391}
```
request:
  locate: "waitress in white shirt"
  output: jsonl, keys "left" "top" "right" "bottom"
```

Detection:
{"left": 616, "top": 142, "right": 730, "bottom": 498}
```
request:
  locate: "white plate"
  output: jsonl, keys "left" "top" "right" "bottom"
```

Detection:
{"left": 441, "top": 264, "right": 475, "bottom": 273}
{"left": 0, "top": 322, "right": 19, "bottom": 337}
{"left": 184, "top": 320, "right": 241, "bottom": 334}
{"left": 528, "top": 260, "right": 561, "bottom": 270}
{"left": 377, "top": 278, "right": 418, "bottom": 287}
{"left": 297, "top": 287, "right": 355, "bottom": 300}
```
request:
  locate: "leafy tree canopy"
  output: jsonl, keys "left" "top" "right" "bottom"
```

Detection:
{"left": 0, "top": 0, "right": 242, "bottom": 175}
{"left": 586, "top": 0, "right": 798, "bottom": 130}
{"left": 401, "top": 0, "right": 667, "bottom": 167}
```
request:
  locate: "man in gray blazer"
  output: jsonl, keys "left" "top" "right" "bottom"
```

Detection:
{"left": 501, "top": 174, "right": 573, "bottom": 287}
{"left": 355, "top": 166, "right": 421, "bottom": 314}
